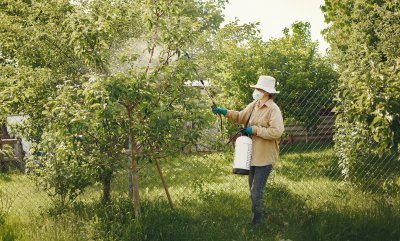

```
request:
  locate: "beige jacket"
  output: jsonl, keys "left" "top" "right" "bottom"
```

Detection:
{"left": 227, "top": 99, "right": 284, "bottom": 166}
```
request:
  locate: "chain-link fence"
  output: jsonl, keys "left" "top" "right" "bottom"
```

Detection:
{"left": 1, "top": 89, "right": 399, "bottom": 240}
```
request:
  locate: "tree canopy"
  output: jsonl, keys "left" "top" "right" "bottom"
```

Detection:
{"left": 322, "top": 0, "right": 400, "bottom": 192}
{"left": 0, "top": 0, "right": 226, "bottom": 208}
{"left": 197, "top": 20, "right": 338, "bottom": 133}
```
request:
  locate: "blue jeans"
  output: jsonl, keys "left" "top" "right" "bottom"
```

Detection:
{"left": 248, "top": 165, "right": 273, "bottom": 222}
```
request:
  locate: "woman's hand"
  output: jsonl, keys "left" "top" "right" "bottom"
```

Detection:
{"left": 240, "top": 127, "right": 253, "bottom": 136}
{"left": 245, "top": 127, "right": 253, "bottom": 135}
{"left": 211, "top": 107, "right": 228, "bottom": 116}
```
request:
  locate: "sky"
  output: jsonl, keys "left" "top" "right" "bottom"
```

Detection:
{"left": 223, "top": 0, "right": 329, "bottom": 54}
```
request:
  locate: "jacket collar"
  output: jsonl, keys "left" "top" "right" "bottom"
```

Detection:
{"left": 257, "top": 99, "right": 274, "bottom": 108}
{"left": 264, "top": 99, "right": 274, "bottom": 107}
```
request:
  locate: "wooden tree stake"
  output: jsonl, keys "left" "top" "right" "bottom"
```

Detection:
{"left": 155, "top": 159, "right": 174, "bottom": 209}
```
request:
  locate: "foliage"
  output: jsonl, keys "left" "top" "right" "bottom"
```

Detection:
{"left": 25, "top": 79, "right": 127, "bottom": 206}
{"left": 265, "top": 22, "right": 338, "bottom": 131}
{"left": 0, "top": 145, "right": 13, "bottom": 160}
{"left": 0, "top": 0, "right": 140, "bottom": 205}
{"left": 0, "top": 0, "right": 227, "bottom": 207}
{"left": 322, "top": 0, "right": 400, "bottom": 189}
{"left": 197, "top": 21, "right": 338, "bottom": 135}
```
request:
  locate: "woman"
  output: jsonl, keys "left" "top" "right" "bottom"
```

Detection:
{"left": 212, "top": 75, "right": 284, "bottom": 225}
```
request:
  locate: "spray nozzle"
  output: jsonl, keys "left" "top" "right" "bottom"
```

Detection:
{"left": 199, "top": 80, "right": 217, "bottom": 108}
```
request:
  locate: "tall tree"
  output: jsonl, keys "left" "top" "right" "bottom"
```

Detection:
{"left": 1, "top": 0, "right": 143, "bottom": 206}
{"left": 322, "top": 0, "right": 400, "bottom": 192}
{"left": 0, "top": 0, "right": 227, "bottom": 212}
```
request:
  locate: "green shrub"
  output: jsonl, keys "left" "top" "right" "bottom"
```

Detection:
{"left": 334, "top": 111, "right": 400, "bottom": 195}
{"left": 323, "top": 0, "right": 400, "bottom": 193}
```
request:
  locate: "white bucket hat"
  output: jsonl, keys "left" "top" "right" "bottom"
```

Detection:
{"left": 250, "top": 75, "right": 280, "bottom": 94}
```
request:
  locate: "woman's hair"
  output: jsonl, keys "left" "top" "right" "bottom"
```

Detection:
{"left": 263, "top": 91, "right": 273, "bottom": 99}
{"left": 258, "top": 88, "right": 274, "bottom": 99}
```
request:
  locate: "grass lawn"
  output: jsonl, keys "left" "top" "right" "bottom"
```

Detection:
{"left": 0, "top": 142, "right": 399, "bottom": 241}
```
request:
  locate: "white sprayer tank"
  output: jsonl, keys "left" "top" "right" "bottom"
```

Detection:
{"left": 233, "top": 136, "right": 252, "bottom": 175}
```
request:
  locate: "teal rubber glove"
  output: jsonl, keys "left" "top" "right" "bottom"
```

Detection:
{"left": 212, "top": 107, "right": 228, "bottom": 116}
{"left": 245, "top": 127, "right": 253, "bottom": 135}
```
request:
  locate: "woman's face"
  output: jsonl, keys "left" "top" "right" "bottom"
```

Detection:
{"left": 252, "top": 88, "right": 266, "bottom": 100}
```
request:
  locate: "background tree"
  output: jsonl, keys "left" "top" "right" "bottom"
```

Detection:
{"left": 322, "top": 0, "right": 400, "bottom": 192}
{"left": 197, "top": 21, "right": 338, "bottom": 136}
{"left": 263, "top": 22, "right": 338, "bottom": 133}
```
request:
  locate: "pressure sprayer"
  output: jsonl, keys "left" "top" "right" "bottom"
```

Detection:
{"left": 232, "top": 135, "right": 252, "bottom": 175}
{"left": 227, "top": 103, "right": 256, "bottom": 175}
{"left": 199, "top": 79, "right": 255, "bottom": 176}
{"left": 199, "top": 80, "right": 223, "bottom": 141}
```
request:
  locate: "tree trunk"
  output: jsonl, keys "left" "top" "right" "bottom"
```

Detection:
{"left": 127, "top": 108, "right": 140, "bottom": 218}
{"left": 129, "top": 131, "right": 140, "bottom": 218}
{"left": 102, "top": 171, "right": 112, "bottom": 204}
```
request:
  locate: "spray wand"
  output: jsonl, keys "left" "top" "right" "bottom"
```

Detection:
{"left": 199, "top": 80, "right": 223, "bottom": 142}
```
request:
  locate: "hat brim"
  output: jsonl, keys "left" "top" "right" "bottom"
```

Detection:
{"left": 250, "top": 85, "right": 280, "bottom": 94}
